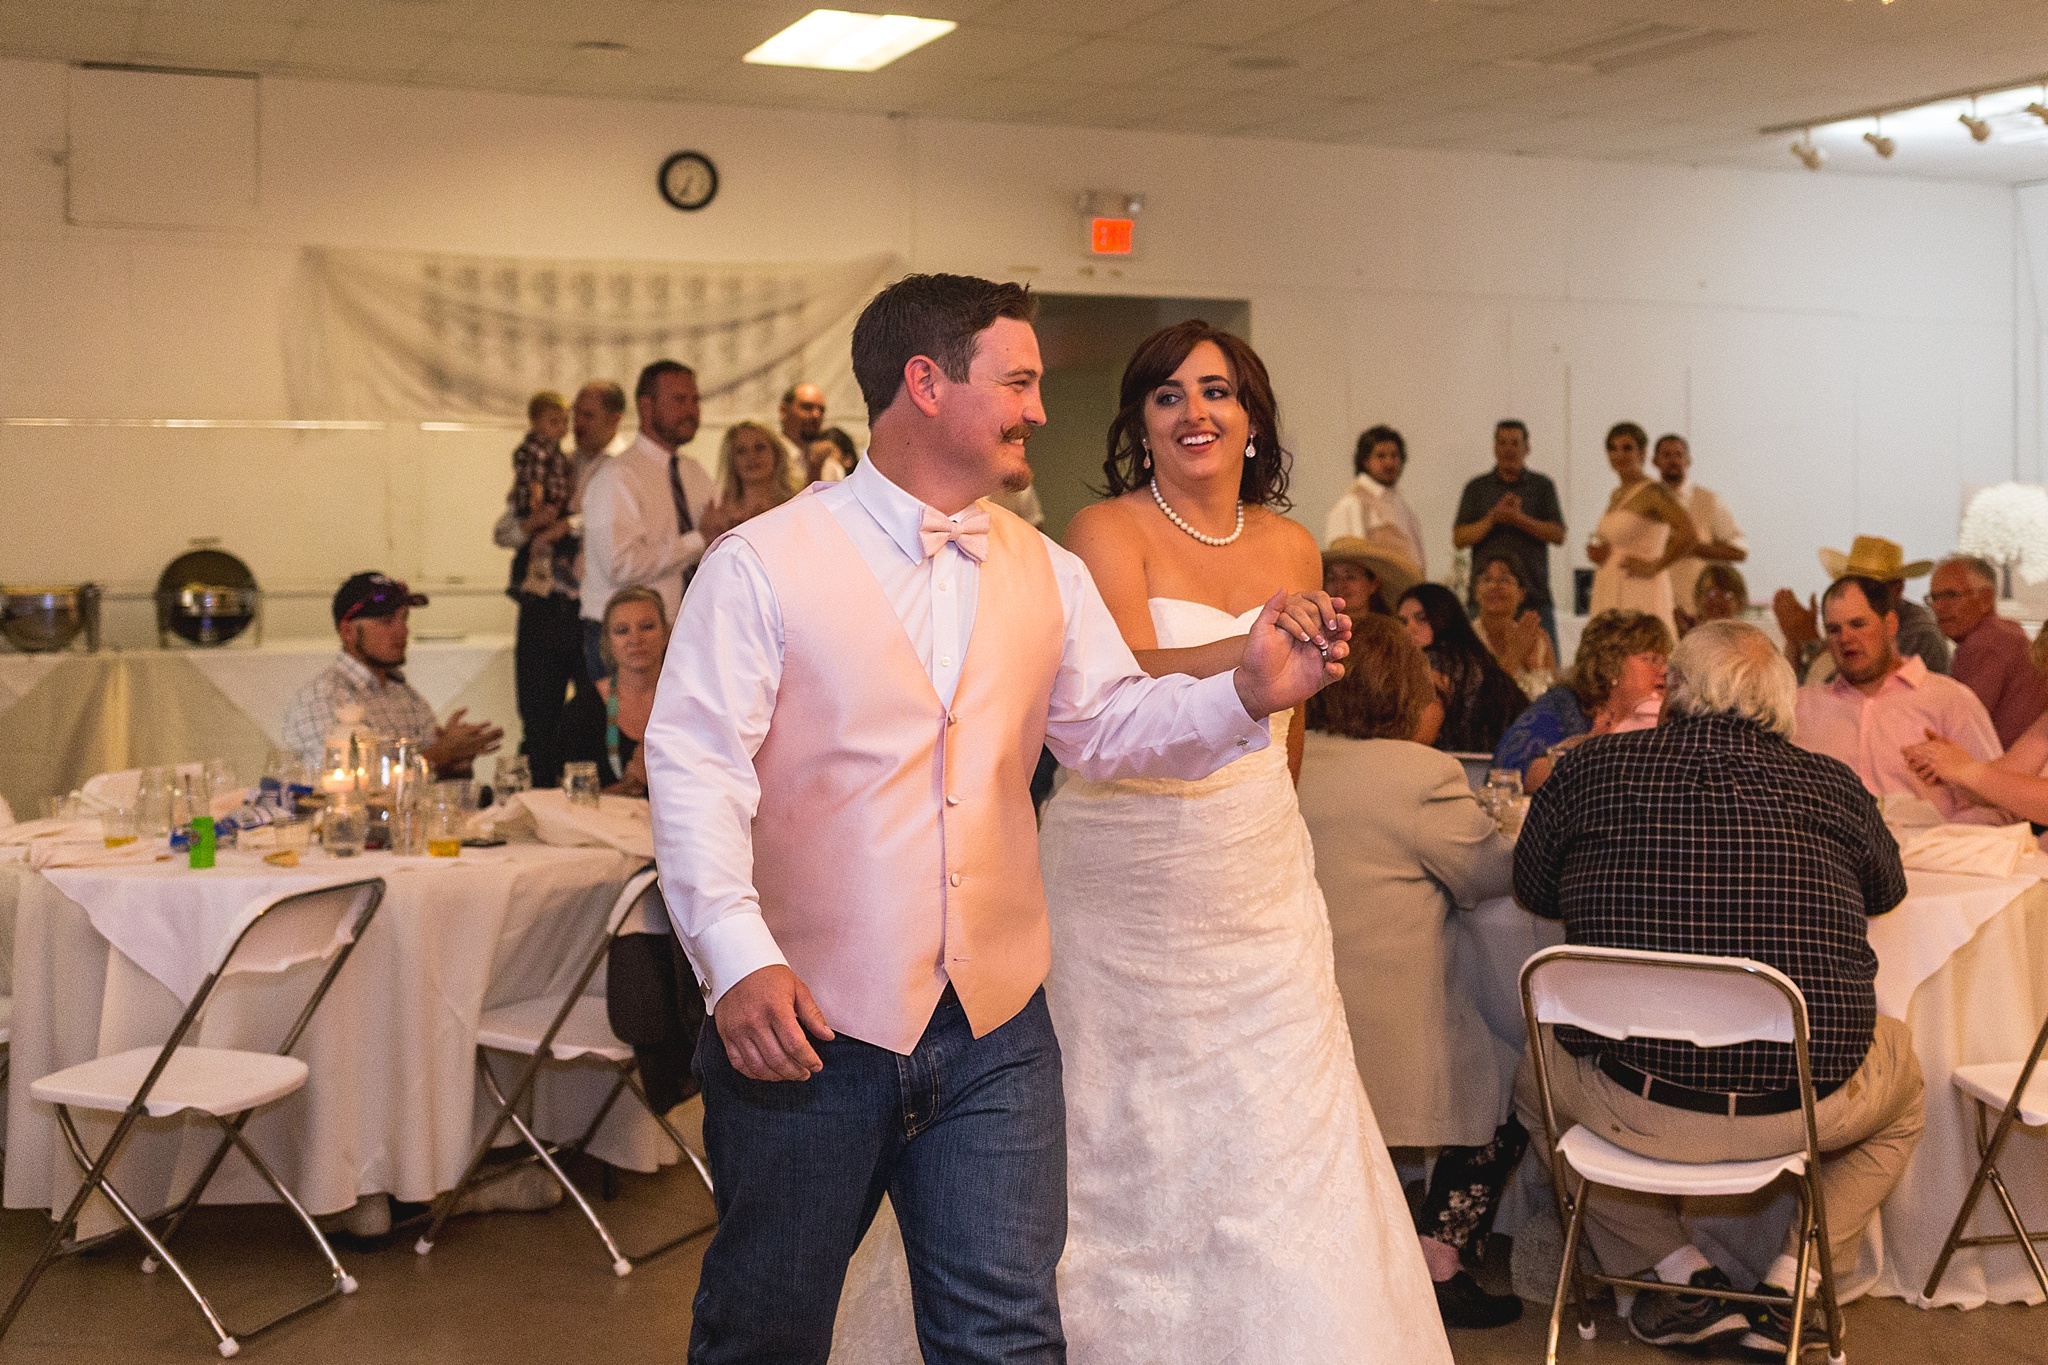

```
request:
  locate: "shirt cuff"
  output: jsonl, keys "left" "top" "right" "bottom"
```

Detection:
{"left": 1200, "top": 670, "right": 1271, "bottom": 757}
{"left": 688, "top": 911, "right": 789, "bottom": 1012}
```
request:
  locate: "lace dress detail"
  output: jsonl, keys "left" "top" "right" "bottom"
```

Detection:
{"left": 829, "top": 598, "right": 1452, "bottom": 1365}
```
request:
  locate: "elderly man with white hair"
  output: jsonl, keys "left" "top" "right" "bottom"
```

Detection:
{"left": 1513, "top": 620, "right": 1922, "bottom": 1358}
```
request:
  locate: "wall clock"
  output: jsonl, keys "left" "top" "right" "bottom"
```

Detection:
{"left": 658, "top": 151, "right": 719, "bottom": 211}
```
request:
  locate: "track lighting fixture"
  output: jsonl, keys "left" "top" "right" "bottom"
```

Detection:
{"left": 1765, "top": 74, "right": 2048, "bottom": 168}
{"left": 1790, "top": 135, "right": 1823, "bottom": 171}
{"left": 1863, "top": 129, "right": 1895, "bottom": 157}
{"left": 2029, "top": 101, "right": 2048, "bottom": 125}
{"left": 1959, "top": 101, "right": 1992, "bottom": 141}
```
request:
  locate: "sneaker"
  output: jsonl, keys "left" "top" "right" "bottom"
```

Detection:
{"left": 1628, "top": 1265, "right": 1751, "bottom": 1348}
{"left": 1433, "top": 1271, "right": 1524, "bottom": 1329}
{"left": 1740, "top": 1287, "right": 1827, "bottom": 1358}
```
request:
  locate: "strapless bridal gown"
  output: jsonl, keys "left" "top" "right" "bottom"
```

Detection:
{"left": 829, "top": 598, "right": 1452, "bottom": 1365}
{"left": 1589, "top": 490, "right": 1676, "bottom": 635}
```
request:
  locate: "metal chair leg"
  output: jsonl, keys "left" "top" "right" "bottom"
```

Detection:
{"left": 1545, "top": 1176, "right": 1592, "bottom": 1365}
{"left": 498, "top": 1090, "right": 634, "bottom": 1276}
{"left": 622, "top": 1069, "right": 715, "bottom": 1196}
{"left": 416, "top": 1046, "right": 555, "bottom": 1255}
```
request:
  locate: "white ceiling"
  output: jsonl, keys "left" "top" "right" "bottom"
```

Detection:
{"left": 4, "top": 0, "right": 2047, "bottom": 182}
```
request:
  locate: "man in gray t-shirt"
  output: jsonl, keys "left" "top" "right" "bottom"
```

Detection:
{"left": 1454, "top": 419, "right": 1567, "bottom": 648}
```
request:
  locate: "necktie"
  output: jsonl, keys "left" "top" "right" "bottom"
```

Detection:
{"left": 919, "top": 505, "right": 991, "bottom": 563}
{"left": 669, "top": 454, "right": 694, "bottom": 536}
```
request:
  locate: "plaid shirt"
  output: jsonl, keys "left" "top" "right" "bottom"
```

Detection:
{"left": 280, "top": 652, "right": 440, "bottom": 770}
{"left": 1514, "top": 712, "right": 1907, "bottom": 1091}
{"left": 506, "top": 431, "right": 582, "bottom": 598}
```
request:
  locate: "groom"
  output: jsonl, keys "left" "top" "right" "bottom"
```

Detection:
{"left": 646, "top": 273, "right": 1348, "bottom": 1365}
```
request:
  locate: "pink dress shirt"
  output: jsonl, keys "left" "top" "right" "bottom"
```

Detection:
{"left": 1948, "top": 614, "right": 2048, "bottom": 748}
{"left": 1793, "top": 655, "right": 2003, "bottom": 821}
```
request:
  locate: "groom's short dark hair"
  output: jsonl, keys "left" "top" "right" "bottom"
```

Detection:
{"left": 851, "top": 274, "right": 1036, "bottom": 423}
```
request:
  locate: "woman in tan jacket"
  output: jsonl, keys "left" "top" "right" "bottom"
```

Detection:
{"left": 1298, "top": 615, "right": 1525, "bottom": 1331}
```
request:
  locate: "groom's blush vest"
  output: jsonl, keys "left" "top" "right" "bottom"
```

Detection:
{"left": 732, "top": 494, "right": 1065, "bottom": 1055}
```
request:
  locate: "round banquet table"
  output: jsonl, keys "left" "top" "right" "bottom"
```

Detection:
{"left": 3, "top": 842, "right": 684, "bottom": 1238}
{"left": 1459, "top": 862, "right": 2048, "bottom": 1309}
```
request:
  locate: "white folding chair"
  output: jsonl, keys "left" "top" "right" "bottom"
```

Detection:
{"left": 0, "top": 877, "right": 384, "bottom": 1358}
{"left": 414, "top": 865, "right": 713, "bottom": 1275}
{"left": 1923, "top": 1010, "right": 2048, "bottom": 1300}
{"left": 1520, "top": 944, "right": 1846, "bottom": 1365}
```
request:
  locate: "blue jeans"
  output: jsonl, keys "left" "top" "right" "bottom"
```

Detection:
{"left": 689, "top": 987, "right": 1068, "bottom": 1365}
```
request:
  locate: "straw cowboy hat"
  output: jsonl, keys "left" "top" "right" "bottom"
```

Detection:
{"left": 1817, "top": 535, "right": 1933, "bottom": 583}
{"left": 1322, "top": 536, "right": 1422, "bottom": 601}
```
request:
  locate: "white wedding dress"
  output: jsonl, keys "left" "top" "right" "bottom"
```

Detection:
{"left": 829, "top": 599, "right": 1452, "bottom": 1365}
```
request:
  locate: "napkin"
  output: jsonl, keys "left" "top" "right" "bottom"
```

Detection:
{"left": 505, "top": 789, "right": 655, "bottom": 858}
{"left": 1881, "top": 793, "right": 1945, "bottom": 830}
{"left": 27, "top": 837, "right": 166, "bottom": 871}
{"left": 0, "top": 817, "right": 99, "bottom": 846}
{"left": 1899, "top": 822, "right": 2039, "bottom": 878}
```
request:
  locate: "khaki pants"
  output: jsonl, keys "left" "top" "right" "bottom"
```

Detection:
{"left": 1515, "top": 1015, "right": 1924, "bottom": 1278}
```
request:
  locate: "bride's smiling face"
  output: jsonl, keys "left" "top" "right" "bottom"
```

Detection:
{"left": 1143, "top": 341, "right": 1250, "bottom": 488}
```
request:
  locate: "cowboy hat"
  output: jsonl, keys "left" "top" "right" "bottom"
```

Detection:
{"left": 1817, "top": 535, "right": 1933, "bottom": 583}
{"left": 1322, "top": 536, "right": 1422, "bottom": 601}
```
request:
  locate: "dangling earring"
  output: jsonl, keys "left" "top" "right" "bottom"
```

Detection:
{"left": 1141, "top": 439, "right": 1152, "bottom": 470}
{"left": 1245, "top": 437, "right": 1257, "bottom": 462}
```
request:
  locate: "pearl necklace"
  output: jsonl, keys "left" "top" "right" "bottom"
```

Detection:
{"left": 1150, "top": 479, "right": 1244, "bottom": 547}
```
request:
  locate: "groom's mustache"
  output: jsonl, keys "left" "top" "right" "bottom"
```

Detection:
{"left": 1000, "top": 424, "right": 1034, "bottom": 444}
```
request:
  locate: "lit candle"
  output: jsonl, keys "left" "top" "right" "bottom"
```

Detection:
{"left": 322, "top": 767, "right": 355, "bottom": 794}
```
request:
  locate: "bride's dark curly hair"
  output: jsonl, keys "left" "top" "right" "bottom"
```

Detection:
{"left": 1100, "top": 320, "right": 1292, "bottom": 510}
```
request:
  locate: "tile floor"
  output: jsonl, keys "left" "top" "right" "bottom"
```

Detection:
{"left": 0, "top": 1161, "right": 2039, "bottom": 1363}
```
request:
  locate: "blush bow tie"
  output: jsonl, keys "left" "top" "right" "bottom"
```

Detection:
{"left": 920, "top": 505, "right": 992, "bottom": 563}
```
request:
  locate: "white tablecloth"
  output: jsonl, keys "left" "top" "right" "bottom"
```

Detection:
{"left": 1463, "top": 863, "right": 2048, "bottom": 1308}
{"left": 0, "top": 636, "right": 517, "bottom": 821}
{"left": 4, "top": 842, "right": 681, "bottom": 1235}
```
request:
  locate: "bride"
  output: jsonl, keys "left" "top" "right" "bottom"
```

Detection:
{"left": 830, "top": 322, "right": 1452, "bottom": 1364}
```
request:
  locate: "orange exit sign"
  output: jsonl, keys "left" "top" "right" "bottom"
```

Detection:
{"left": 1089, "top": 217, "right": 1134, "bottom": 255}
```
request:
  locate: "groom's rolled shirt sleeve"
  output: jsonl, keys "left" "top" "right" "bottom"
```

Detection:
{"left": 1041, "top": 541, "right": 1269, "bottom": 782}
{"left": 643, "top": 537, "right": 790, "bottom": 1010}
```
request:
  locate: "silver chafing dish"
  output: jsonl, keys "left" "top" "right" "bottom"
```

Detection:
{"left": 156, "top": 548, "right": 261, "bottom": 647}
{"left": 0, "top": 584, "right": 103, "bottom": 653}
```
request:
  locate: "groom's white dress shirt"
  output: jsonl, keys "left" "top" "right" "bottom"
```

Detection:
{"left": 649, "top": 458, "right": 1270, "bottom": 1009}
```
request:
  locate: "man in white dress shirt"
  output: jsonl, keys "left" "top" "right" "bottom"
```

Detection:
{"left": 646, "top": 273, "right": 1348, "bottom": 1365}
{"left": 577, "top": 359, "right": 714, "bottom": 681}
{"left": 1653, "top": 434, "right": 1746, "bottom": 616}
{"left": 1326, "top": 424, "right": 1426, "bottom": 577}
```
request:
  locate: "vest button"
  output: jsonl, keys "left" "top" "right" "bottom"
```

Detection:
{"left": 949, "top": 872, "right": 962, "bottom": 886}
{"left": 946, "top": 713, "right": 958, "bottom": 725}
{"left": 946, "top": 795, "right": 960, "bottom": 806}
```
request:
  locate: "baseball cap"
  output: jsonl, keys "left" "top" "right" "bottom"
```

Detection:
{"left": 333, "top": 572, "right": 429, "bottom": 626}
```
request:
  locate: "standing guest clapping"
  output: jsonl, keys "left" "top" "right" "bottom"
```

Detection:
{"left": 700, "top": 421, "right": 800, "bottom": 540}
{"left": 1454, "top": 420, "right": 1566, "bottom": 652}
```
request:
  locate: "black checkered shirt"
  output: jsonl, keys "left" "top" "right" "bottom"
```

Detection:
{"left": 1513, "top": 712, "right": 1907, "bottom": 1092}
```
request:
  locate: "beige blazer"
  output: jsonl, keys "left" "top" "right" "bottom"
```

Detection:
{"left": 1298, "top": 733, "right": 1515, "bottom": 1148}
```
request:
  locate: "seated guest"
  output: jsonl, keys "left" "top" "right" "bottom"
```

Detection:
{"left": 814, "top": 424, "right": 860, "bottom": 479}
{"left": 699, "top": 421, "right": 799, "bottom": 539}
{"left": 282, "top": 573, "right": 504, "bottom": 777}
{"left": 599, "top": 586, "right": 670, "bottom": 795}
{"left": 1470, "top": 554, "right": 1556, "bottom": 697}
{"left": 1490, "top": 608, "right": 1669, "bottom": 790}
{"left": 1326, "top": 424, "right": 1426, "bottom": 576}
{"left": 1397, "top": 583, "right": 1528, "bottom": 754}
{"left": 1513, "top": 620, "right": 1922, "bottom": 1355}
{"left": 1772, "top": 536, "right": 1950, "bottom": 682}
{"left": 1793, "top": 575, "right": 2001, "bottom": 820}
{"left": 1323, "top": 535, "right": 1417, "bottom": 618}
{"left": 1684, "top": 561, "right": 1748, "bottom": 633}
{"left": 1928, "top": 555, "right": 2048, "bottom": 747}
{"left": 1297, "top": 616, "right": 1522, "bottom": 1330}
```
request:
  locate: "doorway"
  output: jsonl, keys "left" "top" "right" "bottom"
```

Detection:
{"left": 1028, "top": 293, "right": 1252, "bottom": 543}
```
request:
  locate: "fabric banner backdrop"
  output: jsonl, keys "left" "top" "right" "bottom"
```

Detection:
{"left": 286, "top": 246, "right": 901, "bottom": 428}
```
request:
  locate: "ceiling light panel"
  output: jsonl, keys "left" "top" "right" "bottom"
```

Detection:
{"left": 744, "top": 10, "right": 957, "bottom": 72}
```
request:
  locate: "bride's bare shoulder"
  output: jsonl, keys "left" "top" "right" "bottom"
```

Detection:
{"left": 1248, "top": 506, "right": 1323, "bottom": 581}
{"left": 1064, "top": 494, "right": 1150, "bottom": 545}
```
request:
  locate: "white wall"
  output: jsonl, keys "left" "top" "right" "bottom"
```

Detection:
{"left": 0, "top": 58, "right": 2023, "bottom": 646}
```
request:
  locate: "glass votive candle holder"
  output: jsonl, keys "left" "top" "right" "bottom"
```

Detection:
{"left": 322, "top": 796, "right": 368, "bottom": 858}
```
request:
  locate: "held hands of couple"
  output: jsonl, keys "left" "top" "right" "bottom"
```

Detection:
{"left": 1234, "top": 590, "right": 1350, "bottom": 720}
{"left": 1904, "top": 728, "right": 1979, "bottom": 788}
{"left": 717, "top": 964, "right": 836, "bottom": 1081}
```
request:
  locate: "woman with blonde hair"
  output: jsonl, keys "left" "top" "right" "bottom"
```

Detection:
{"left": 700, "top": 420, "right": 799, "bottom": 539}
{"left": 596, "top": 585, "right": 670, "bottom": 794}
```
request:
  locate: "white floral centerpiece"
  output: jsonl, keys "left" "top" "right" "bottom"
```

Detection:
{"left": 1959, "top": 483, "right": 2048, "bottom": 595}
